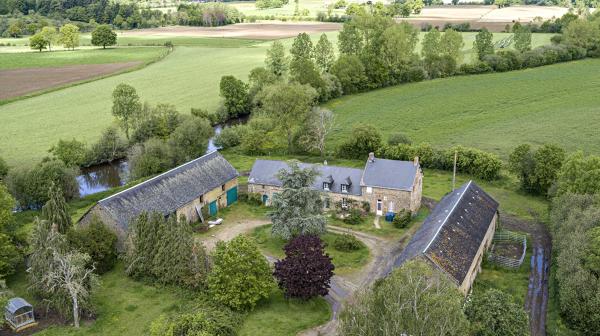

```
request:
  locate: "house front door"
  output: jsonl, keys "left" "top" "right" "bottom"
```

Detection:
{"left": 376, "top": 199, "right": 383, "bottom": 216}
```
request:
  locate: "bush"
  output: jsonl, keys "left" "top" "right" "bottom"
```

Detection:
{"left": 465, "top": 289, "right": 530, "bottom": 336}
{"left": 402, "top": 65, "right": 427, "bottom": 83}
{"left": 343, "top": 208, "right": 363, "bottom": 225}
{"left": 128, "top": 139, "right": 175, "bottom": 180}
{"left": 149, "top": 304, "right": 242, "bottom": 336}
{"left": 6, "top": 159, "right": 79, "bottom": 209}
{"left": 330, "top": 55, "right": 367, "bottom": 94}
{"left": 483, "top": 54, "right": 510, "bottom": 72}
{"left": 85, "top": 127, "right": 128, "bottom": 166}
{"left": 333, "top": 233, "right": 363, "bottom": 251}
{"left": 337, "top": 124, "right": 383, "bottom": 159}
{"left": 49, "top": 139, "right": 87, "bottom": 167}
{"left": 393, "top": 209, "right": 411, "bottom": 228}
{"left": 67, "top": 216, "right": 118, "bottom": 274}
{"left": 208, "top": 235, "right": 274, "bottom": 311}
{"left": 0, "top": 157, "right": 8, "bottom": 179}
{"left": 388, "top": 133, "right": 412, "bottom": 146}
{"left": 214, "top": 124, "right": 248, "bottom": 149}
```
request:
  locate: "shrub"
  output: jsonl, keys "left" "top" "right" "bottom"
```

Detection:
{"left": 465, "top": 289, "right": 530, "bottom": 336}
{"left": 333, "top": 233, "right": 363, "bottom": 252}
{"left": 393, "top": 209, "right": 411, "bottom": 228}
{"left": 337, "top": 124, "right": 383, "bottom": 159}
{"left": 6, "top": 159, "right": 79, "bottom": 209}
{"left": 85, "top": 127, "right": 128, "bottom": 166}
{"left": 0, "top": 157, "right": 8, "bottom": 179}
{"left": 274, "top": 235, "right": 335, "bottom": 300}
{"left": 67, "top": 216, "right": 118, "bottom": 274}
{"left": 208, "top": 235, "right": 274, "bottom": 310}
{"left": 330, "top": 55, "right": 367, "bottom": 94}
{"left": 214, "top": 124, "right": 248, "bottom": 149}
{"left": 149, "top": 304, "right": 242, "bottom": 336}
{"left": 402, "top": 65, "right": 427, "bottom": 82}
{"left": 458, "top": 61, "right": 493, "bottom": 75}
{"left": 387, "top": 133, "right": 412, "bottom": 146}
{"left": 483, "top": 54, "right": 510, "bottom": 72}
{"left": 128, "top": 139, "right": 174, "bottom": 180}
{"left": 343, "top": 208, "right": 363, "bottom": 225}
{"left": 49, "top": 139, "right": 87, "bottom": 167}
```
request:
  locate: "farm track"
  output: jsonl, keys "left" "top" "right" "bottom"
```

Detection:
{"left": 502, "top": 213, "right": 552, "bottom": 336}
{"left": 0, "top": 62, "right": 142, "bottom": 100}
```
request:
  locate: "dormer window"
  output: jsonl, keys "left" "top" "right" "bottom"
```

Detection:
{"left": 341, "top": 184, "right": 348, "bottom": 193}
{"left": 323, "top": 182, "right": 330, "bottom": 191}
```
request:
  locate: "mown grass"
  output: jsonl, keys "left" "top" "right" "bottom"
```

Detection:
{"left": 239, "top": 289, "right": 331, "bottom": 336}
{"left": 250, "top": 224, "right": 370, "bottom": 275}
{"left": 325, "top": 58, "right": 600, "bottom": 159}
{"left": 0, "top": 47, "right": 168, "bottom": 70}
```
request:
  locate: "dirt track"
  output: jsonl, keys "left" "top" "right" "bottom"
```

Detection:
{"left": 122, "top": 22, "right": 342, "bottom": 40}
{"left": 0, "top": 62, "right": 142, "bottom": 100}
{"left": 502, "top": 213, "right": 552, "bottom": 336}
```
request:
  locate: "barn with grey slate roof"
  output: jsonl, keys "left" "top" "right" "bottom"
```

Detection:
{"left": 247, "top": 153, "right": 423, "bottom": 215}
{"left": 79, "top": 151, "right": 239, "bottom": 247}
{"left": 393, "top": 180, "right": 499, "bottom": 294}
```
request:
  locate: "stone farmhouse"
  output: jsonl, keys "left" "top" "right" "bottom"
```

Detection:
{"left": 247, "top": 153, "right": 423, "bottom": 216}
{"left": 394, "top": 180, "right": 499, "bottom": 295}
{"left": 78, "top": 151, "right": 239, "bottom": 247}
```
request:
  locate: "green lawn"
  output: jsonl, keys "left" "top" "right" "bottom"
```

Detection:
{"left": 0, "top": 47, "right": 168, "bottom": 70}
{"left": 472, "top": 235, "right": 532, "bottom": 306}
{"left": 328, "top": 207, "right": 429, "bottom": 239}
{"left": 250, "top": 224, "right": 370, "bottom": 275}
{"left": 239, "top": 289, "right": 331, "bottom": 336}
{"left": 325, "top": 58, "right": 600, "bottom": 159}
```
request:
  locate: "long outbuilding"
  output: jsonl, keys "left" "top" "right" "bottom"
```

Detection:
{"left": 78, "top": 151, "right": 239, "bottom": 247}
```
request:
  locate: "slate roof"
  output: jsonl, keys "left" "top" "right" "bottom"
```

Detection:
{"left": 362, "top": 157, "right": 419, "bottom": 191}
{"left": 248, "top": 160, "right": 364, "bottom": 196}
{"left": 94, "top": 151, "right": 238, "bottom": 231}
{"left": 393, "top": 181, "right": 499, "bottom": 285}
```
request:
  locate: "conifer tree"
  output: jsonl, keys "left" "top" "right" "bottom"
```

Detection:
{"left": 41, "top": 182, "right": 72, "bottom": 234}
{"left": 269, "top": 161, "right": 327, "bottom": 240}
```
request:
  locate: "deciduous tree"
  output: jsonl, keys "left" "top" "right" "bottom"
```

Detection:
{"left": 269, "top": 161, "right": 327, "bottom": 239}
{"left": 40, "top": 26, "right": 58, "bottom": 51}
{"left": 91, "top": 24, "right": 117, "bottom": 49}
{"left": 466, "top": 289, "right": 530, "bottom": 336}
{"left": 513, "top": 22, "right": 532, "bottom": 52}
{"left": 274, "top": 235, "right": 334, "bottom": 300}
{"left": 112, "top": 83, "right": 142, "bottom": 139}
{"left": 339, "top": 259, "right": 469, "bottom": 335}
{"left": 29, "top": 33, "right": 47, "bottom": 52}
{"left": 207, "top": 235, "right": 274, "bottom": 310}
{"left": 300, "top": 107, "right": 335, "bottom": 158}
{"left": 265, "top": 40, "right": 288, "bottom": 77}
{"left": 219, "top": 75, "right": 250, "bottom": 118}
{"left": 313, "top": 33, "right": 335, "bottom": 72}
{"left": 58, "top": 24, "right": 79, "bottom": 50}
{"left": 474, "top": 28, "right": 494, "bottom": 60}
{"left": 290, "top": 32, "right": 314, "bottom": 63}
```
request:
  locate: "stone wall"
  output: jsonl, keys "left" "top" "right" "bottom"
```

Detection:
{"left": 458, "top": 212, "right": 498, "bottom": 295}
{"left": 176, "top": 178, "right": 238, "bottom": 221}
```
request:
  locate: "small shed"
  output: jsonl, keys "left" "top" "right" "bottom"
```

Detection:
{"left": 4, "top": 297, "right": 37, "bottom": 331}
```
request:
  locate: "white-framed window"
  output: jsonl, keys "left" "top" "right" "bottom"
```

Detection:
{"left": 341, "top": 184, "right": 348, "bottom": 193}
{"left": 366, "top": 186, "right": 372, "bottom": 194}
{"left": 342, "top": 198, "right": 348, "bottom": 209}
{"left": 323, "top": 182, "right": 330, "bottom": 191}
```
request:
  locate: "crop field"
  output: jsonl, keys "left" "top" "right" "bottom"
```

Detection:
{"left": 0, "top": 31, "right": 552, "bottom": 168}
{"left": 325, "top": 58, "right": 600, "bottom": 158}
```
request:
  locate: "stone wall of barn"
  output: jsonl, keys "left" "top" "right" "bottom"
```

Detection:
{"left": 176, "top": 177, "right": 238, "bottom": 222}
{"left": 459, "top": 212, "right": 498, "bottom": 295}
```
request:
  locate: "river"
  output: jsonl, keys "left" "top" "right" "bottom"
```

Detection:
{"left": 77, "top": 118, "right": 246, "bottom": 197}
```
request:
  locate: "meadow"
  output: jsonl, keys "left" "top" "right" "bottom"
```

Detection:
{"left": 0, "top": 47, "right": 168, "bottom": 70}
{"left": 0, "top": 31, "right": 553, "bottom": 168}
{"left": 325, "top": 58, "right": 600, "bottom": 158}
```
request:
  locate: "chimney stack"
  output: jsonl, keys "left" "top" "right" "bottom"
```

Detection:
{"left": 414, "top": 156, "right": 419, "bottom": 167}
{"left": 368, "top": 152, "right": 375, "bottom": 163}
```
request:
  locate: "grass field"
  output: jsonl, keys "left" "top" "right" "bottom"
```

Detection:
{"left": 0, "top": 47, "right": 168, "bottom": 70}
{"left": 0, "top": 31, "right": 554, "bottom": 168}
{"left": 326, "top": 58, "right": 600, "bottom": 159}
{"left": 328, "top": 207, "right": 429, "bottom": 239}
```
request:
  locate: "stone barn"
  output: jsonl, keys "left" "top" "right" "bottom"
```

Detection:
{"left": 394, "top": 180, "right": 499, "bottom": 295}
{"left": 78, "top": 151, "right": 239, "bottom": 248}
{"left": 247, "top": 153, "right": 423, "bottom": 216}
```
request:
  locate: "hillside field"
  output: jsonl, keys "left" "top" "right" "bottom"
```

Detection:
{"left": 0, "top": 32, "right": 552, "bottom": 168}
{"left": 325, "top": 58, "right": 600, "bottom": 158}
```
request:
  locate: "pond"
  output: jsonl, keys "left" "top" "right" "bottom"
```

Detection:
{"left": 76, "top": 117, "right": 248, "bottom": 197}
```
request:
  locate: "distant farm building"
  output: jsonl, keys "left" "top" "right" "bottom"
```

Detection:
{"left": 79, "top": 151, "right": 239, "bottom": 247}
{"left": 394, "top": 181, "right": 499, "bottom": 295}
{"left": 247, "top": 153, "right": 423, "bottom": 216}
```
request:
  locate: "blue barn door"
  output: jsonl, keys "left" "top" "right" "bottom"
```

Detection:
{"left": 262, "top": 194, "right": 269, "bottom": 205}
{"left": 226, "top": 187, "right": 238, "bottom": 205}
{"left": 209, "top": 201, "right": 218, "bottom": 216}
